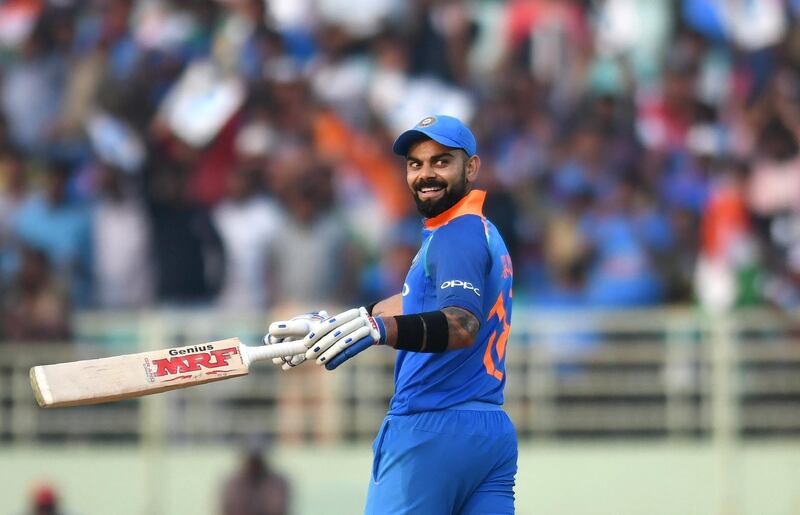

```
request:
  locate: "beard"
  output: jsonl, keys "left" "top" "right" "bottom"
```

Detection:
{"left": 412, "top": 166, "right": 469, "bottom": 218}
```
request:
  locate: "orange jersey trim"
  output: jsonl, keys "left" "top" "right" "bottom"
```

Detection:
{"left": 424, "top": 190, "right": 487, "bottom": 230}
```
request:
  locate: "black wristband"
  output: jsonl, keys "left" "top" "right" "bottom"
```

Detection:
{"left": 365, "top": 301, "right": 379, "bottom": 316}
{"left": 393, "top": 311, "right": 449, "bottom": 353}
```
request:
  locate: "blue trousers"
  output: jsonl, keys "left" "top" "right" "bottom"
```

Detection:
{"left": 365, "top": 405, "right": 517, "bottom": 514}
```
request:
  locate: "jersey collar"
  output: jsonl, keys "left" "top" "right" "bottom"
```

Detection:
{"left": 423, "top": 189, "right": 486, "bottom": 230}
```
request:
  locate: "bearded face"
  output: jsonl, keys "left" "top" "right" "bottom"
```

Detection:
{"left": 411, "top": 164, "right": 469, "bottom": 218}
{"left": 406, "top": 139, "right": 474, "bottom": 218}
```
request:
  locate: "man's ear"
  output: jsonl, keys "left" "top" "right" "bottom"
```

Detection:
{"left": 465, "top": 154, "right": 480, "bottom": 184}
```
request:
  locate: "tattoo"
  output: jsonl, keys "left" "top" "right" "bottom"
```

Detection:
{"left": 442, "top": 307, "right": 480, "bottom": 348}
{"left": 372, "top": 294, "right": 404, "bottom": 318}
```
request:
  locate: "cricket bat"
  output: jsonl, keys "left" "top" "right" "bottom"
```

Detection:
{"left": 30, "top": 337, "right": 308, "bottom": 408}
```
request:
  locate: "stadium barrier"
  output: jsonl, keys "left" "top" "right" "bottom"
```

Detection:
{"left": 3, "top": 307, "right": 800, "bottom": 443}
{"left": 2, "top": 307, "right": 800, "bottom": 514}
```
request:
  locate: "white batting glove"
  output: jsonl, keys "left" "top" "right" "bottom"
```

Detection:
{"left": 304, "top": 307, "right": 386, "bottom": 368}
{"left": 264, "top": 311, "right": 328, "bottom": 370}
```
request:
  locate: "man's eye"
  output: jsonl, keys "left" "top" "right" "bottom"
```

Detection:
{"left": 434, "top": 159, "right": 448, "bottom": 166}
{"left": 408, "top": 162, "right": 421, "bottom": 169}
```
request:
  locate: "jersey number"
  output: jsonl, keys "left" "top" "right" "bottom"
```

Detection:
{"left": 483, "top": 291, "right": 510, "bottom": 381}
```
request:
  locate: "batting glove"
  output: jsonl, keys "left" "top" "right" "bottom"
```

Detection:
{"left": 264, "top": 311, "right": 328, "bottom": 370}
{"left": 303, "top": 307, "right": 386, "bottom": 370}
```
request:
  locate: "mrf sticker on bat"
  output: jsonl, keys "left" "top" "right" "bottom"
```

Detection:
{"left": 143, "top": 344, "right": 243, "bottom": 383}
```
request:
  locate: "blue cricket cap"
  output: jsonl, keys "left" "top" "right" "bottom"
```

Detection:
{"left": 392, "top": 115, "right": 477, "bottom": 157}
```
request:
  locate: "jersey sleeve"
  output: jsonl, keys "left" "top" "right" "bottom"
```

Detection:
{"left": 426, "top": 215, "right": 490, "bottom": 319}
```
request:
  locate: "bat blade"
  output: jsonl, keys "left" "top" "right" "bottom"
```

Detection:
{"left": 30, "top": 337, "right": 310, "bottom": 408}
{"left": 31, "top": 338, "right": 250, "bottom": 408}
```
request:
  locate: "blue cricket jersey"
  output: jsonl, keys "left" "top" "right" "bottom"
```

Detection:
{"left": 389, "top": 190, "right": 514, "bottom": 415}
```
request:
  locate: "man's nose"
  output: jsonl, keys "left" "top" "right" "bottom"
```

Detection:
{"left": 418, "top": 163, "right": 436, "bottom": 178}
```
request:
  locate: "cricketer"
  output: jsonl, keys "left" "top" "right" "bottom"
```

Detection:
{"left": 266, "top": 115, "right": 516, "bottom": 514}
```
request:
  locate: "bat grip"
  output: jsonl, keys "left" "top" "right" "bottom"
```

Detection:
{"left": 242, "top": 340, "right": 309, "bottom": 365}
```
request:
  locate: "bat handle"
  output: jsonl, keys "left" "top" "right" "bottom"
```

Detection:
{"left": 242, "top": 340, "right": 309, "bottom": 365}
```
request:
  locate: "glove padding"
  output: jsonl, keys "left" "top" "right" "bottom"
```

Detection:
{"left": 264, "top": 311, "right": 328, "bottom": 370}
{"left": 303, "top": 307, "right": 385, "bottom": 369}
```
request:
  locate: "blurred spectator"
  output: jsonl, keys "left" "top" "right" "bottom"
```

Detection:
{"left": 21, "top": 483, "right": 69, "bottom": 515}
{"left": 552, "top": 120, "right": 615, "bottom": 201}
{"left": 636, "top": 46, "right": 698, "bottom": 154}
{"left": 92, "top": 165, "right": 153, "bottom": 308}
{"left": 747, "top": 118, "right": 800, "bottom": 217}
{"left": 580, "top": 175, "right": 671, "bottom": 307}
{"left": 0, "top": 146, "right": 27, "bottom": 281}
{"left": 696, "top": 160, "right": 760, "bottom": 312}
{"left": 221, "top": 443, "right": 290, "bottom": 515}
{"left": 408, "top": 0, "right": 477, "bottom": 86}
{"left": 268, "top": 149, "right": 357, "bottom": 307}
{"left": 10, "top": 162, "right": 92, "bottom": 306}
{"left": 213, "top": 167, "right": 282, "bottom": 310}
{"left": 481, "top": 167, "right": 522, "bottom": 263}
{"left": 662, "top": 206, "right": 701, "bottom": 302}
{"left": 505, "top": 0, "right": 590, "bottom": 108}
{"left": 2, "top": 246, "right": 70, "bottom": 341}
{"left": 747, "top": 114, "right": 800, "bottom": 309}
{"left": 537, "top": 190, "right": 592, "bottom": 307}
{"left": 310, "top": 23, "right": 373, "bottom": 127}
{"left": 147, "top": 165, "right": 224, "bottom": 304}
{"left": 594, "top": 0, "right": 672, "bottom": 85}
{"left": 1, "top": 11, "right": 66, "bottom": 155}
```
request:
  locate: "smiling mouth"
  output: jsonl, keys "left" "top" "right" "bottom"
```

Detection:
{"left": 416, "top": 184, "right": 446, "bottom": 200}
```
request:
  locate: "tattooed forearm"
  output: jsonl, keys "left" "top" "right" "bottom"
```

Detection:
{"left": 442, "top": 307, "right": 480, "bottom": 349}
{"left": 372, "top": 294, "right": 404, "bottom": 317}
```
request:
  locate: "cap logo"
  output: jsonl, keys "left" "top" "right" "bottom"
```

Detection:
{"left": 418, "top": 116, "right": 436, "bottom": 128}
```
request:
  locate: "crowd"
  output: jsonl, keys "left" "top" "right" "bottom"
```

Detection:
{"left": 1, "top": 0, "right": 800, "bottom": 341}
